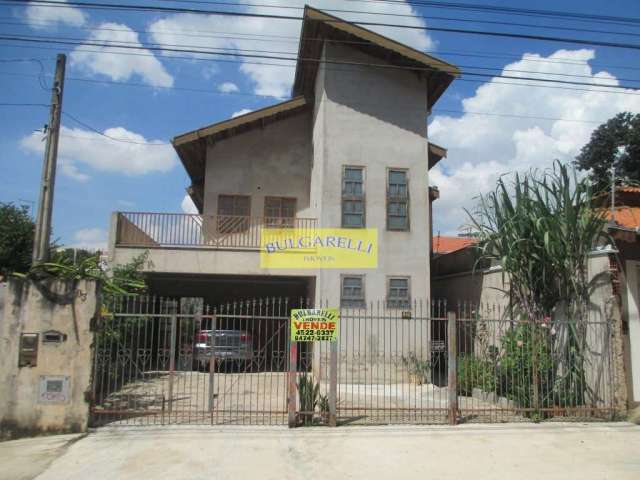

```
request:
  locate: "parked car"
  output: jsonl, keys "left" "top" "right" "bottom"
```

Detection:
{"left": 194, "top": 329, "right": 254, "bottom": 370}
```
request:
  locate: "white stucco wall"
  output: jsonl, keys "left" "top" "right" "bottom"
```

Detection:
{"left": 311, "top": 42, "right": 431, "bottom": 305}
{"left": 202, "top": 111, "right": 313, "bottom": 219}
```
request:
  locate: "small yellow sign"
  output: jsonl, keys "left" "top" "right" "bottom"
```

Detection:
{"left": 290, "top": 309, "right": 339, "bottom": 342}
{"left": 260, "top": 228, "right": 377, "bottom": 269}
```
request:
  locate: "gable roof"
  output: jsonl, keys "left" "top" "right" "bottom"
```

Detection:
{"left": 293, "top": 6, "right": 460, "bottom": 108}
{"left": 172, "top": 97, "right": 309, "bottom": 212}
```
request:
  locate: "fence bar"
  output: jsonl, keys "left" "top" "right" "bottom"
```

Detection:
{"left": 329, "top": 340, "right": 338, "bottom": 427}
{"left": 167, "top": 314, "right": 177, "bottom": 420}
{"left": 208, "top": 314, "right": 216, "bottom": 413}
{"left": 448, "top": 311, "right": 458, "bottom": 425}
{"left": 288, "top": 340, "right": 298, "bottom": 428}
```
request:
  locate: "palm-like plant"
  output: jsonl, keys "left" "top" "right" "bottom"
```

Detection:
{"left": 467, "top": 160, "right": 610, "bottom": 409}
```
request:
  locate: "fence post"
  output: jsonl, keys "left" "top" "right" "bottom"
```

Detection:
{"left": 447, "top": 311, "right": 458, "bottom": 425}
{"left": 288, "top": 340, "right": 298, "bottom": 428}
{"left": 329, "top": 341, "right": 338, "bottom": 427}
{"left": 208, "top": 314, "right": 216, "bottom": 414}
{"left": 168, "top": 314, "right": 177, "bottom": 420}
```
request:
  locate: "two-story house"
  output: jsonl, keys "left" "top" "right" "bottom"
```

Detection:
{"left": 108, "top": 6, "right": 459, "bottom": 310}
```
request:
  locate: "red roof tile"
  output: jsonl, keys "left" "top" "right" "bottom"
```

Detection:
{"left": 604, "top": 207, "right": 640, "bottom": 230}
{"left": 432, "top": 236, "right": 477, "bottom": 254}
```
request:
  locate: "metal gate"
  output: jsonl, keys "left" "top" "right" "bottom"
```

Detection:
{"left": 90, "top": 296, "right": 310, "bottom": 426}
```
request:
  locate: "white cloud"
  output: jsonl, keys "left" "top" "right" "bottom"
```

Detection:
{"left": 59, "top": 159, "right": 90, "bottom": 182}
{"left": 429, "top": 49, "right": 640, "bottom": 234}
{"left": 70, "top": 22, "right": 174, "bottom": 87}
{"left": 21, "top": 125, "right": 177, "bottom": 179}
{"left": 181, "top": 195, "right": 198, "bottom": 214}
{"left": 218, "top": 82, "right": 239, "bottom": 93}
{"left": 231, "top": 108, "right": 253, "bottom": 118}
{"left": 70, "top": 228, "right": 108, "bottom": 250}
{"left": 148, "top": 1, "right": 434, "bottom": 98}
{"left": 25, "top": 0, "right": 87, "bottom": 29}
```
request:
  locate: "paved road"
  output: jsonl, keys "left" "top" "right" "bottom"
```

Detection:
{"left": 1, "top": 423, "right": 639, "bottom": 480}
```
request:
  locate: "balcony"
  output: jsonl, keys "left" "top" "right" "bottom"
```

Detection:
{"left": 114, "top": 212, "right": 317, "bottom": 251}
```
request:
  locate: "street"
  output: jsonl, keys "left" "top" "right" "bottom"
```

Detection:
{"left": 1, "top": 423, "right": 638, "bottom": 480}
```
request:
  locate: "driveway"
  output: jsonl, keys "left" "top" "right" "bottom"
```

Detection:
{"left": 1, "top": 423, "right": 638, "bottom": 480}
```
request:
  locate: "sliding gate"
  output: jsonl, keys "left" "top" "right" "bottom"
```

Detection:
{"left": 90, "top": 296, "right": 309, "bottom": 426}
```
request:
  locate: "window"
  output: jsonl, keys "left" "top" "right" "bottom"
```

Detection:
{"left": 387, "top": 277, "right": 410, "bottom": 309}
{"left": 217, "top": 194, "right": 250, "bottom": 232}
{"left": 341, "top": 275, "right": 365, "bottom": 308}
{"left": 387, "top": 169, "right": 409, "bottom": 231}
{"left": 264, "top": 197, "right": 296, "bottom": 227}
{"left": 342, "top": 167, "right": 365, "bottom": 228}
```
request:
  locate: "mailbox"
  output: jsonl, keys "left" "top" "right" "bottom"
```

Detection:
{"left": 42, "top": 330, "right": 67, "bottom": 344}
{"left": 18, "top": 333, "right": 39, "bottom": 367}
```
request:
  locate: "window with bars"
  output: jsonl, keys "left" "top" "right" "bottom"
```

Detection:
{"left": 342, "top": 166, "right": 365, "bottom": 228}
{"left": 341, "top": 275, "right": 365, "bottom": 307}
{"left": 387, "top": 277, "right": 410, "bottom": 309}
{"left": 217, "top": 194, "right": 250, "bottom": 233}
{"left": 387, "top": 169, "right": 409, "bottom": 231}
{"left": 264, "top": 197, "right": 296, "bottom": 227}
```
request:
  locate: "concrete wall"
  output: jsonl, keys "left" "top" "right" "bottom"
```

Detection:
{"left": 0, "top": 278, "right": 99, "bottom": 439}
{"left": 311, "top": 42, "right": 431, "bottom": 305}
{"left": 203, "top": 111, "right": 313, "bottom": 219}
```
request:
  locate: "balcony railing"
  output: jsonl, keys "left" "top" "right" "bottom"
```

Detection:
{"left": 115, "top": 212, "right": 317, "bottom": 250}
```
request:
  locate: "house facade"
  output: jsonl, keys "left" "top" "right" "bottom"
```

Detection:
{"left": 108, "top": 7, "right": 459, "bottom": 309}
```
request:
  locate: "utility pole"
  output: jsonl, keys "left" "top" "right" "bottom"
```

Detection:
{"left": 32, "top": 53, "right": 66, "bottom": 264}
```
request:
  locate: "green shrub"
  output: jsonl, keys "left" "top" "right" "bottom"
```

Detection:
{"left": 457, "top": 355, "right": 497, "bottom": 396}
{"left": 497, "top": 325, "right": 554, "bottom": 409}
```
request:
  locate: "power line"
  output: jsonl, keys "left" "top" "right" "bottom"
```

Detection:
{"left": 345, "top": 0, "right": 640, "bottom": 27}
{"left": 0, "top": 88, "right": 622, "bottom": 126}
{"left": 147, "top": 0, "right": 640, "bottom": 38}
{"left": 3, "top": 43, "right": 640, "bottom": 98}
{"left": 61, "top": 111, "right": 171, "bottom": 145}
{"left": 5, "top": 0, "right": 640, "bottom": 51}
{"left": 2, "top": 35, "right": 638, "bottom": 92}
{"left": 5, "top": 18, "right": 640, "bottom": 73}
{"left": 11, "top": 31, "right": 640, "bottom": 83}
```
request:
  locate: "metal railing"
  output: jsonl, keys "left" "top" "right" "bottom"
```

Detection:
{"left": 114, "top": 212, "right": 317, "bottom": 250}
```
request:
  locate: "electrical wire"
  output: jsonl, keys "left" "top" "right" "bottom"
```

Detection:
{"left": 4, "top": 18, "right": 640, "bottom": 73}
{"left": 2, "top": 34, "right": 638, "bottom": 92}
{"left": 10, "top": 31, "right": 640, "bottom": 83}
{"left": 3, "top": 43, "right": 639, "bottom": 98}
{"left": 4, "top": 0, "right": 640, "bottom": 51}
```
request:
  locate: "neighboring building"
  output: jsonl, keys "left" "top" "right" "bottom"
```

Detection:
{"left": 432, "top": 185, "right": 640, "bottom": 408}
{"left": 432, "top": 235, "right": 477, "bottom": 256}
{"left": 108, "top": 6, "right": 459, "bottom": 309}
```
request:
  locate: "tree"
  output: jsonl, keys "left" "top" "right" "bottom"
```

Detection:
{"left": 576, "top": 112, "right": 640, "bottom": 191}
{"left": 0, "top": 203, "right": 34, "bottom": 276}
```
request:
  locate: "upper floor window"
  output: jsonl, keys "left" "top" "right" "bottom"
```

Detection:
{"left": 217, "top": 194, "right": 250, "bottom": 232}
{"left": 341, "top": 275, "right": 365, "bottom": 308}
{"left": 387, "top": 277, "right": 410, "bottom": 309}
{"left": 342, "top": 166, "right": 365, "bottom": 228}
{"left": 387, "top": 169, "right": 409, "bottom": 231}
{"left": 264, "top": 197, "right": 296, "bottom": 227}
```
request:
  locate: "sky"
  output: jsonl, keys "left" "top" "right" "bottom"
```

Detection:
{"left": 1, "top": 0, "right": 639, "bottom": 249}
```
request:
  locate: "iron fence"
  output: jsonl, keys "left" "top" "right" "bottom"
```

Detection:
{"left": 91, "top": 295, "right": 310, "bottom": 426}
{"left": 90, "top": 297, "right": 620, "bottom": 427}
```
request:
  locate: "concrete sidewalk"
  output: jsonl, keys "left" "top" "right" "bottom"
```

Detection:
{"left": 1, "top": 423, "right": 639, "bottom": 480}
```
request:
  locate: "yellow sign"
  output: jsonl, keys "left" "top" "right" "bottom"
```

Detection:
{"left": 290, "top": 309, "right": 339, "bottom": 342}
{"left": 260, "top": 228, "right": 377, "bottom": 269}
